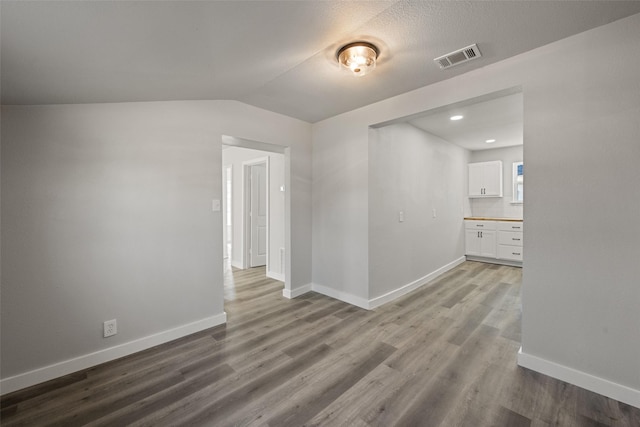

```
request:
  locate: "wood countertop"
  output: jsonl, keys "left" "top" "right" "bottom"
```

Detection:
{"left": 464, "top": 217, "right": 523, "bottom": 222}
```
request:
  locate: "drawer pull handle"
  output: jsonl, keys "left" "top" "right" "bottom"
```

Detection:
{"left": 512, "top": 226, "right": 521, "bottom": 229}
{"left": 512, "top": 252, "right": 521, "bottom": 256}
{"left": 512, "top": 238, "right": 521, "bottom": 241}
{"left": 476, "top": 224, "right": 484, "bottom": 227}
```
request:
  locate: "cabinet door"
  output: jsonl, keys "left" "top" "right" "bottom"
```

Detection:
{"left": 465, "top": 229, "right": 482, "bottom": 256}
{"left": 466, "top": 229, "right": 497, "bottom": 258}
{"left": 479, "top": 230, "right": 497, "bottom": 258}
{"left": 468, "top": 163, "right": 484, "bottom": 197}
{"left": 482, "top": 161, "right": 503, "bottom": 197}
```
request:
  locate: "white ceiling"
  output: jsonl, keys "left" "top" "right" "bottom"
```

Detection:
{"left": 2, "top": 1, "right": 640, "bottom": 123}
{"left": 408, "top": 91, "right": 523, "bottom": 152}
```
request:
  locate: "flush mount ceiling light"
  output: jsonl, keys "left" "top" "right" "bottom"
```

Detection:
{"left": 337, "top": 42, "right": 379, "bottom": 77}
{"left": 485, "top": 139, "right": 496, "bottom": 143}
{"left": 450, "top": 115, "right": 464, "bottom": 121}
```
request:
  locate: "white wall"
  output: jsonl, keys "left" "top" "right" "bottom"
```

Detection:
{"left": 311, "top": 116, "right": 371, "bottom": 302}
{"left": 222, "top": 146, "right": 285, "bottom": 280}
{"left": 312, "top": 14, "right": 640, "bottom": 406}
{"left": 369, "top": 123, "right": 468, "bottom": 300}
{"left": 469, "top": 145, "right": 523, "bottom": 218}
{"left": 0, "top": 100, "right": 311, "bottom": 392}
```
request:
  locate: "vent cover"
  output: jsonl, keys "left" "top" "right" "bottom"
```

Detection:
{"left": 434, "top": 44, "right": 481, "bottom": 69}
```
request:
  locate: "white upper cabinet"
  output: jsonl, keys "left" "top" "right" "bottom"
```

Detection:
{"left": 468, "top": 161, "right": 503, "bottom": 197}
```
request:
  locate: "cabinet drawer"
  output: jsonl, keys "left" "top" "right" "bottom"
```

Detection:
{"left": 464, "top": 220, "right": 497, "bottom": 230}
{"left": 498, "top": 221, "right": 523, "bottom": 232}
{"left": 497, "top": 245, "right": 523, "bottom": 261}
{"left": 498, "top": 231, "right": 523, "bottom": 246}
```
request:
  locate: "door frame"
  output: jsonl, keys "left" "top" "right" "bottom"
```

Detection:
{"left": 242, "top": 157, "right": 270, "bottom": 270}
{"left": 222, "top": 135, "right": 290, "bottom": 294}
{"left": 222, "top": 164, "right": 233, "bottom": 260}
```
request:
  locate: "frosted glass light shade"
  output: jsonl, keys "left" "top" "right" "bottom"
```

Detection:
{"left": 337, "top": 42, "right": 379, "bottom": 77}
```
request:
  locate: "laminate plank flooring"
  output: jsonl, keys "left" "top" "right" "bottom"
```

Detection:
{"left": 2, "top": 261, "right": 639, "bottom": 426}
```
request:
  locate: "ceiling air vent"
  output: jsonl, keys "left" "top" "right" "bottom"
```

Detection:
{"left": 434, "top": 44, "right": 481, "bottom": 69}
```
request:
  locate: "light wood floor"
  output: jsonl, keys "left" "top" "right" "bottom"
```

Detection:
{"left": 2, "top": 261, "right": 638, "bottom": 426}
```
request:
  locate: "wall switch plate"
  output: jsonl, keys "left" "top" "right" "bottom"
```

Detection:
{"left": 103, "top": 319, "right": 117, "bottom": 338}
{"left": 398, "top": 211, "right": 404, "bottom": 222}
{"left": 432, "top": 208, "right": 437, "bottom": 218}
{"left": 212, "top": 199, "right": 221, "bottom": 212}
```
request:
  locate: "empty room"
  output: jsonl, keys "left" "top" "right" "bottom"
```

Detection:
{"left": 1, "top": 1, "right": 639, "bottom": 426}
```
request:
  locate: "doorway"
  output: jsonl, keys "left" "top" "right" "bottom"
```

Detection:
{"left": 221, "top": 136, "right": 288, "bottom": 290}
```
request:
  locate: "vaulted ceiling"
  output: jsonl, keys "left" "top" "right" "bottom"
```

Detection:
{"left": 2, "top": 1, "right": 640, "bottom": 123}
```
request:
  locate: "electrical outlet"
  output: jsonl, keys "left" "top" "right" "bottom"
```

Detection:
{"left": 103, "top": 319, "right": 117, "bottom": 338}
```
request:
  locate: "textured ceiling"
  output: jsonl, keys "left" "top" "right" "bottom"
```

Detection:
{"left": 2, "top": 1, "right": 640, "bottom": 123}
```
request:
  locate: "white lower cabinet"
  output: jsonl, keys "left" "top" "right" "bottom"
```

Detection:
{"left": 465, "top": 220, "right": 523, "bottom": 266}
{"left": 464, "top": 221, "right": 497, "bottom": 258}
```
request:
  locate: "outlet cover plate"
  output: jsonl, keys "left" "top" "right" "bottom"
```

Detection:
{"left": 103, "top": 319, "right": 117, "bottom": 338}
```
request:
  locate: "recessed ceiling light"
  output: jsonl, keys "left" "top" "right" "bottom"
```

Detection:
{"left": 450, "top": 115, "right": 463, "bottom": 121}
{"left": 485, "top": 139, "right": 496, "bottom": 143}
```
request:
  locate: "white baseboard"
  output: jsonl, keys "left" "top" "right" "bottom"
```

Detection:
{"left": 305, "top": 257, "right": 467, "bottom": 310}
{"left": 0, "top": 313, "right": 227, "bottom": 396}
{"left": 283, "top": 284, "right": 312, "bottom": 299}
{"left": 518, "top": 347, "right": 640, "bottom": 408}
{"left": 266, "top": 270, "right": 285, "bottom": 282}
{"left": 312, "top": 283, "right": 370, "bottom": 310}
{"left": 369, "top": 256, "right": 466, "bottom": 309}
{"left": 283, "top": 282, "right": 369, "bottom": 309}
{"left": 230, "top": 260, "right": 243, "bottom": 269}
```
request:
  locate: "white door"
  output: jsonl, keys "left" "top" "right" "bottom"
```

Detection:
{"left": 250, "top": 163, "right": 267, "bottom": 267}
